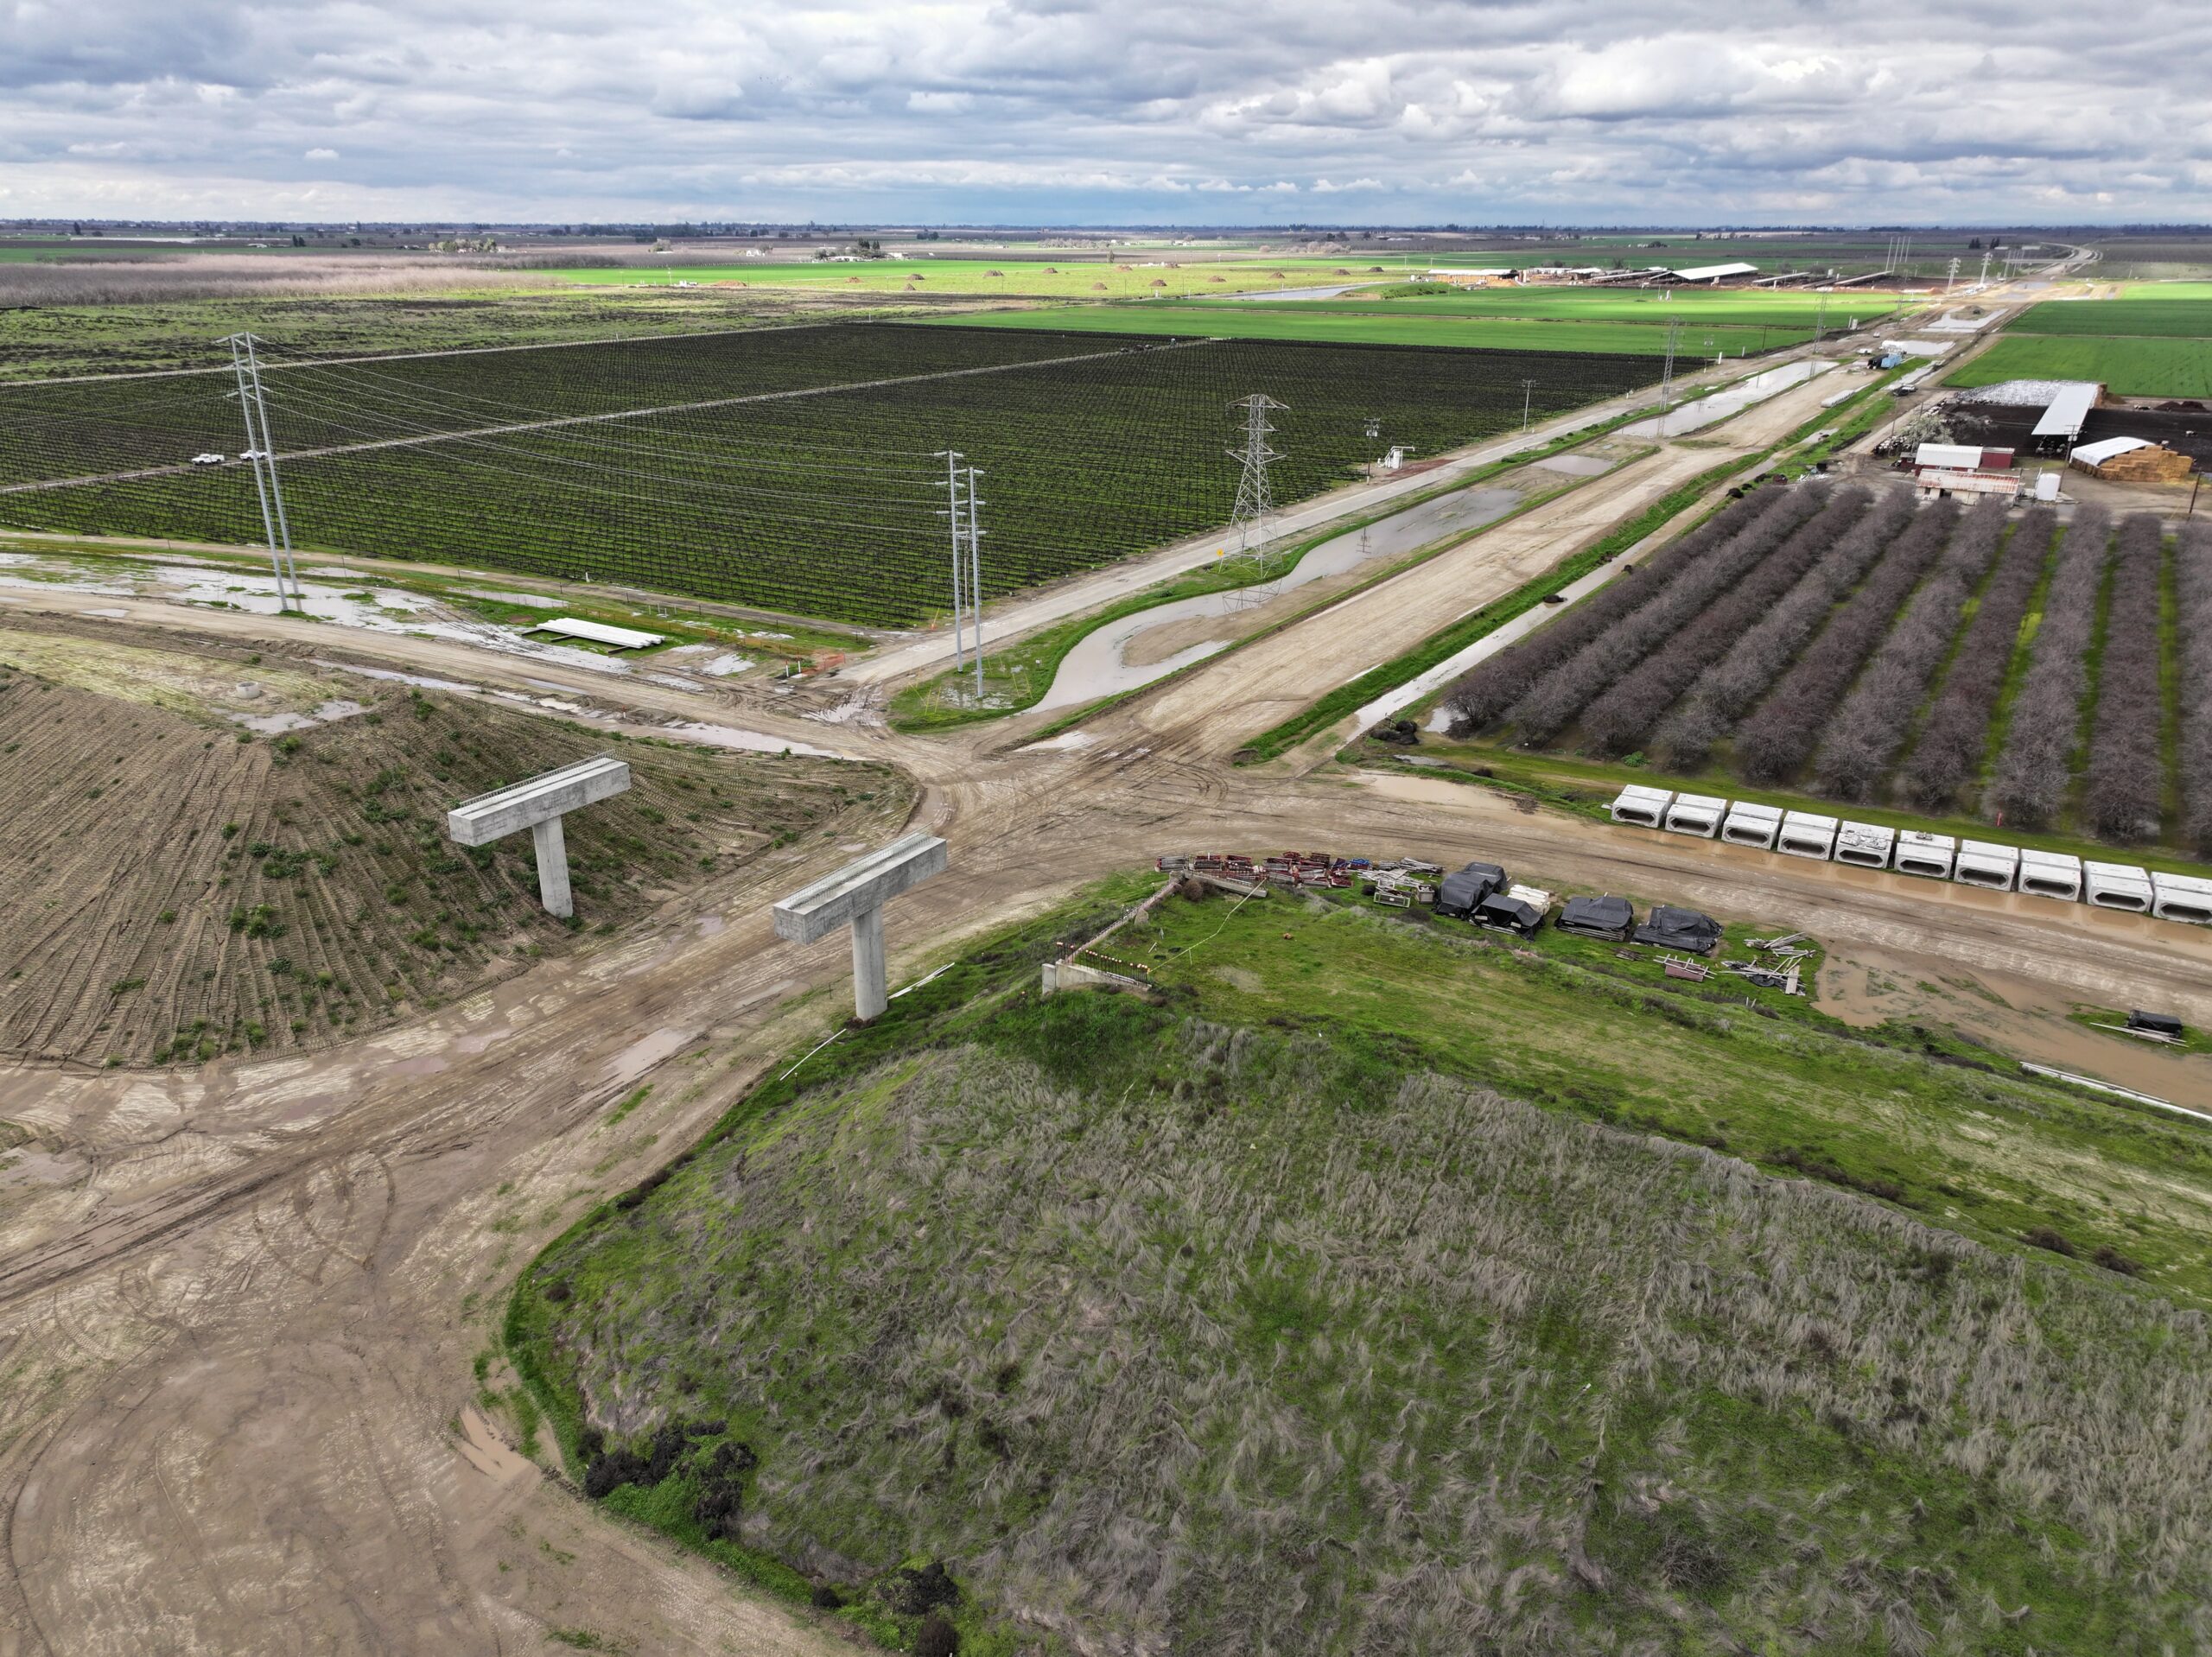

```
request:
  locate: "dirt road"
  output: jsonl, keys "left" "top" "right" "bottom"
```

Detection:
{"left": 3, "top": 346, "right": 2209, "bottom": 1654}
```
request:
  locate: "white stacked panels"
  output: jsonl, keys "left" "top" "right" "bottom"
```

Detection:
{"left": 1611, "top": 784, "right": 1675, "bottom": 828}
{"left": 1893, "top": 830, "right": 1956, "bottom": 879}
{"left": 2084, "top": 860, "right": 2154, "bottom": 911}
{"left": 1507, "top": 883, "right": 1554, "bottom": 916}
{"left": 1777, "top": 811, "right": 1839, "bottom": 860}
{"left": 2151, "top": 872, "right": 2212, "bottom": 925}
{"left": 2016, "top": 849, "right": 2083, "bottom": 901}
{"left": 1663, "top": 793, "right": 1726, "bottom": 837}
{"left": 1720, "top": 801, "right": 1783, "bottom": 849}
{"left": 1953, "top": 840, "right": 2021, "bottom": 891}
{"left": 1833, "top": 822, "right": 1894, "bottom": 868}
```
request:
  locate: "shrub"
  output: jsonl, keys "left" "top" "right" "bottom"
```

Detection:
{"left": 879, "top": 1560, "right": 961, "bottom": 1617}
{"left": 2024, "top": 1225, "right": 2076, "bottom": 1258}
{"left": 1812, "top": 496, "right": 2012, "bottom": 800}
{"left": 915, "top": 1614, "right": 960, "bottom": 1657}
{"left": 1895, "top": 506, "right": 2057, "bottom": 808}
{"left": 2082, "top": 515, "right": 2168, "bottom": 841}
{"left": 1987, "top": 507, "right": 2114, "bottom": 828}
{"left": 1732, "top": 498, "right": 1964, "bottom": 783}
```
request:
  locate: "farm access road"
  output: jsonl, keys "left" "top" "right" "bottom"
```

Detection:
{"left": 8, "top": 358, "right": 2212, "bottom": 1657}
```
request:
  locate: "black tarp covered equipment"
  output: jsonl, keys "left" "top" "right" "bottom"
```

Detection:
{"left": 1631, "top": 905, "right": 1724, "bottom": 954}
{"left": 1472, "top": 894, "right": 1543, "bottom": 936}
{"left": 2128, "top": 1010, "right": 2186, "bottom": 1038}
{"left": 1435, "top": 862, "right": 1508, "bottom": 918}
{"left": 1558, "top": 894, "right": 1635, "bottom": 940}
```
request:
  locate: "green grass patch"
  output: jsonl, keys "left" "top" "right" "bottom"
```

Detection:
{"left": 1948, "top": 334, "right": 2212, "bottom": 398}
{"left": 913, "top": 304, "right": 1805, "bottom": 357}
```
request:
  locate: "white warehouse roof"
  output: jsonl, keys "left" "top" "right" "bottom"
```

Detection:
{"left": 1670, "top": 262, "right": 1761, "bottom": 283}
{"left": 2069, "top": 436, "right": 2153, "bottom": 466}
{"left": 2033, "top": 383, "right": 2101, "bottom": 440}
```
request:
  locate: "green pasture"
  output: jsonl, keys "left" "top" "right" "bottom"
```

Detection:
{"left": 1186, "top": 289, "right": 1901, "bottom": 329}
{"left": 913, "top": 305, "right": 1799, "bottom": 356}
{"left": 1948, "top": 335, "right": 2212, "bottom": 399}
{"left": 2012, "top": 298, "right": 2212, "bottom": 338}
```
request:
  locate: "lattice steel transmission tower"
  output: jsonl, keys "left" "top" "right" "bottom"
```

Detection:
{"left": 933, "top": 451, "right": 985, "bottom": 695}
{"left": 1226, "top": 394, "right": 1287, "bottom": 556}
{"left": 219, "top": 331, "right": 302, "bottom": 612}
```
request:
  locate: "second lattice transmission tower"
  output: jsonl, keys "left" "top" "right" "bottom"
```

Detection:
{"left": 1226, "top": 394, "right": 1287, "bottom": 556}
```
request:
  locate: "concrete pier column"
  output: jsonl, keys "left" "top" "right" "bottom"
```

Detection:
{"left": 773, "top": 833, "right": 949, "bottom": 1025}
{"left": 849, "top": 904, "right": 887, "bottom": 1022}
{"left": 531, "top": 816, "right": 573, "bottom": 918}
{"left": 448, "top": 756, "right": 631, "bottom": 920}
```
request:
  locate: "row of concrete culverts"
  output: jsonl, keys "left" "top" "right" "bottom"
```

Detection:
{"left": 1609, "top": 784, "right": 2211, "bottom": 923}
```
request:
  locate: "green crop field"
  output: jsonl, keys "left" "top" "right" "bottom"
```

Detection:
{"left": 915, "top": 304, "right": 1798, "bottom": 357}
{"left": 0, "top": 321, "right": 1655, "bottom": 626}
{"left": 1948, "top": 334, "right": 2212, "bottom": 397}
{"left": 1185, "top": 288, "right": 1901, "bottom": 328}
{"left": 2010, "top": 297, "right": 2212, "bottom": 337}
{"left": 505, "top": 876, "right": 2212, "bottom": 1654}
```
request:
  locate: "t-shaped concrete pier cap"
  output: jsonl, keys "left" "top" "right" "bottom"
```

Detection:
{"left": 772, "top": 831, "right": 949, "bottom": 1022}
{"left": 446, "top": 755, "right": 632, "bottom": 919}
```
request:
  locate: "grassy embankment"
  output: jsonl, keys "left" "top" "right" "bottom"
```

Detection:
{"left": 506, "top": 873, "right": 2212, "bottom": 1654}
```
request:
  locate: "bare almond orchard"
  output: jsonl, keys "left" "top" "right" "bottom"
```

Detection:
{"left": 4, "top": 355, "right": 2211, "bottom": 1657}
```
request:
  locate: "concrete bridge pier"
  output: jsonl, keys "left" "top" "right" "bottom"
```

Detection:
{"left": 446, "top": 755, "right": 632, "bottom": 921}
{"left": 774, "top": 833, "right": 950, "bottom": 1023}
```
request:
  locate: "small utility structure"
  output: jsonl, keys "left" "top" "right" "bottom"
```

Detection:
{"left": 446, "top": 754, "right": 632, "bottom": 919}
{"left": 772, "top": 832, "right": 950, "bottom": 1023}
{"left": 531, "top": 617, "right": 665, "bottom": 651}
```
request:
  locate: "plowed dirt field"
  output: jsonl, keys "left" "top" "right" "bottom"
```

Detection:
{"left": 0, "top": 619, "right": 908, "bottom": 1068}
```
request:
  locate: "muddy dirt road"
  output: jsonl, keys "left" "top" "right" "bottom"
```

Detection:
{"left": 3, "top": 361, "right": 2209, "bottom": 1654}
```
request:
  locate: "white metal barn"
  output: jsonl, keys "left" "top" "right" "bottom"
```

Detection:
{"left": 1832, "top": 822, "right": 1895, "bottom": 868}
{"left": 2084, "top": 860, "right": 2155, "bottom": 911}
{"left": 1777, "top": 811, "right": 1839, "bottom": 860}
{"left": 1663, "top": 793, "right": 1726, "bottom": 837}
{"left": 2151, "top": 873, "right": 2212, "bottom": 925}
{"left": 1953, "top": 841, "right": 2021, "bottom": 891}
{"left": 2017, "top": 848, "right": 2083, "bottom": 901}
{"left": 1610, "top": 785, "right": 1675, "bottom": 828}
{"left": 1720, "top": 801, "right": 1783, "bottom": 848}
{"left": 1892, "top": 830, "right": 1956, "bottom": 879}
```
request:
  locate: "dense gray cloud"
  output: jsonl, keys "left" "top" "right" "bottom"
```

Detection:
{"left": 2, "top": 1, "right": 2208, "bottom": 221}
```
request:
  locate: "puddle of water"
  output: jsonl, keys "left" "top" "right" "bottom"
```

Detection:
{"left": 1533, "top": 454, "right": 1613, "bottom": 478}
{"left": 321, "top": 662, "right": 477, "bottom": 692}
{"left": 1037, "top": 482, "right": 1524, "bottom": 712}
{"left": 224, "top": 696, "right": 371, "bottom": 734}
{"left": 1623, "top": 360, "right": 1832, "bottom": 439}
{"left": 603, "top": 1025, "right": 696, "bottom": 1086}
{"left": 660, "top": 721, "right": 836, "bottom": 757}
{"left": 458, "top": 587, "right": 563, "bottom": 607}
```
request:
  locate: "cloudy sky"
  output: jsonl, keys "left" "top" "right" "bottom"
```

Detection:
{"left": 5, "top": 1, "right": 2209, "bottom": 225}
